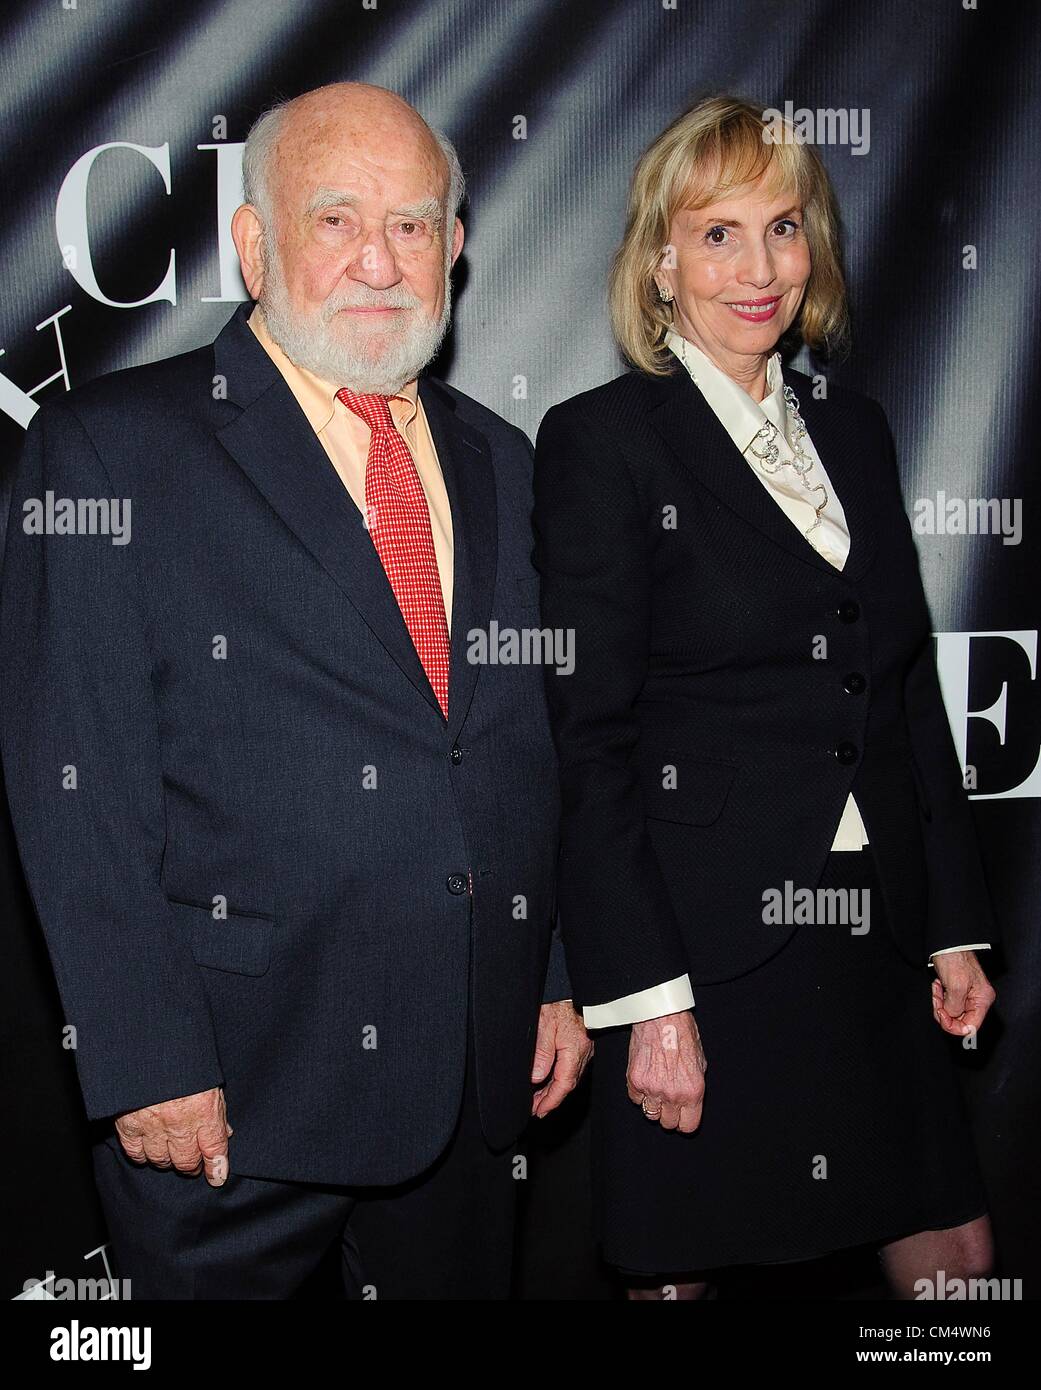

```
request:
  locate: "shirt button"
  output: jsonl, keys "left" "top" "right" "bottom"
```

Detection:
{"left": 446, "top": 873, "right": 468, "bottom": 895}
{"left": 843, "top": 672, "right": 867, "bottom": 695}
{"left": 837, "top": 600, "right": 860, "bottom": 624}
{"left": 835, "top": 741, "right": 859, "bottom": 765}
{"left": 449, "top": 746, "right": 463, "bottom": 764}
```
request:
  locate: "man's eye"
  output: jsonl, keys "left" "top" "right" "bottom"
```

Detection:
{"left": 323, "top": 215, "right": 345, "bottom": 227}
{"left": 398, "top": 221, "right": 422, "bottom": 236}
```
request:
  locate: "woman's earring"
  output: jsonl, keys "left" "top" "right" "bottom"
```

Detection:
{"left": 657, "top": 283, "right": 673, "bottom": 304}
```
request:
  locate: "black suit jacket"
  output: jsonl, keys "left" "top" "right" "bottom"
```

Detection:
{"left": 533, "top": 362, "right": 996, "bottom": 1007}
{"left": 0, "top": 302, "right": 566, "bottom": 1186}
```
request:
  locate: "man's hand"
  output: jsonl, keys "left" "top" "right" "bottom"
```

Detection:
{"left": 931, "top": 951, "right": 996, "bottom": 1038}
{"left": 626, "top": 1010, "right": 706, "bottom": 1134}
{"left": 531, "top": 1001, "right": 593, "bottom": 1117}
{"left": 114, "top": 1087, "right": 233, "bottom": 1186}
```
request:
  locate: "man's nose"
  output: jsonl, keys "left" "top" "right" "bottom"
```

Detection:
{"left": 346, "top": 232, "right": 401, "bottom": 290}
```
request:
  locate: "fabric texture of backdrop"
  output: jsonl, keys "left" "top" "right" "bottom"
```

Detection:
{"left": 0, "top": 0, "right": 1037, "bottom": 1299}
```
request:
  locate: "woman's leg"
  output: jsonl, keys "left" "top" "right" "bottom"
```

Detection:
{"left": 879, "top": 1215, "right": 994, "bottom": 1299}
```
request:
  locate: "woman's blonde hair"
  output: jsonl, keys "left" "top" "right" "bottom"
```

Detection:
{"left": 609, "top": 95, "right": 849, "bottom": 374}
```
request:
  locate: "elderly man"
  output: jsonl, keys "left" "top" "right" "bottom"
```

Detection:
{"left": 0, "top": 82, "right": 589, "bottom": 1300}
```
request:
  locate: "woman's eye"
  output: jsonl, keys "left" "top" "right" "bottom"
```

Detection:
{"left": 705, "top": 226, "right": 730, "bottom": 246}
{"left": 773, "top": 219, "right": 800, "bottom": 237}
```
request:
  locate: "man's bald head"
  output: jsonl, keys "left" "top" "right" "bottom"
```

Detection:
{"left": 242, "top": 82, "right": 464, "bottom": 243}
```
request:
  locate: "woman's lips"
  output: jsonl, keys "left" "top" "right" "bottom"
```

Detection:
{"left": 725, "top": 296, "right": 782, "bottom": 322}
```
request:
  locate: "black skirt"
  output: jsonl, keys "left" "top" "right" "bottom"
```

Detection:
{"left": 590, "top": 846, "right": 989, "bottom": 1275}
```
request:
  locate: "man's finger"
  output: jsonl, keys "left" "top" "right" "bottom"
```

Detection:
{"left": 532, "top": 1073, "right": 575, "bottom": 1118}
{"left": 202, "top": 1141, "right": 231, "bottom": 1186}
{"left": 141, "top": 1136, "right": 172, "bottom": 1168}
{"left": 167, "top": 1135, "right": 205, "bottom": 1174}
{"left": 116, "top": 1131, "right": 147, "bottom": 1163}
{"left": 531, "top": 1042, "right": 556, "bottom": 1085}
{"left": 532, "top": 1046, "right": 582, "bottom": 1115}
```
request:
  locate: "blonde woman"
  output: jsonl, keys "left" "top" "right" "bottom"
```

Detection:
{"left": 533, "top": 96, "right": 997, "bottom": 1297}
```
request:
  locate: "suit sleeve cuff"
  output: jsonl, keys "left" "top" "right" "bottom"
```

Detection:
{"left": 581, "top": 975, "right": 694, "bottom": 1030}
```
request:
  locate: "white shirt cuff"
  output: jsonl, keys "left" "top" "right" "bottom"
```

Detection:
{"left": 929, "top": 943, "right": 991, "bottom": 964}
{"left": 581, "top": 974, "right": 694, "bottom": 1030}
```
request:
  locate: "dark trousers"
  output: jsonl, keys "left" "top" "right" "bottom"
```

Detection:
{"left": 90, "top": 1019, "right": 518, "bottom": 1300}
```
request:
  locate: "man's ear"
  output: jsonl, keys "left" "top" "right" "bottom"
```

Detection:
{"left": 449, "top": 216, "right": 464, "bottom": 268}
{"left": 231, "top": 203, "right": 266, "bottom": 299}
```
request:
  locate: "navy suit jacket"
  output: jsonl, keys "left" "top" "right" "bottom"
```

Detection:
{"left": 0, "top": 302, "right": 566, "bottom": 1186}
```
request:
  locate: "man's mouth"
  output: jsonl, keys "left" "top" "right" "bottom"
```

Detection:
{"left": 725, "top": 295, "right": 782, "bottom": 322}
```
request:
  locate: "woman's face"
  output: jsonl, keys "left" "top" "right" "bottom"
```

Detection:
{"left": 657, "top": 174, "right": 811, "bottom": 376}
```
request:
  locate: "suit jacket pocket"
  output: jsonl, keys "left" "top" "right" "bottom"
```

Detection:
{"left": 167, "top": 897, "right": 274, "bottom": 977}
{"left": 640, "top": 752, "right": 738, "bottom": 826}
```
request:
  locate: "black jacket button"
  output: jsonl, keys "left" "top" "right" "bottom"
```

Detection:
{"left": 447, "top": 873, "right": 468, "bottom": 895}
{"left": 837, "top": 600, "right": 860, "bottom": 623}
{"left": 843, "top": 672, "right": 867, "bottom": 694}
{"left": 449, "top": 746, "right": 463, "bottom": 764}
{"left": 835, "top": 741, "right": 859, "bottom": 765}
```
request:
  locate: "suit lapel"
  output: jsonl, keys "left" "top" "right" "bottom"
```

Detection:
{"left": 647, "top": 363, "right": 877, "bottom": 582}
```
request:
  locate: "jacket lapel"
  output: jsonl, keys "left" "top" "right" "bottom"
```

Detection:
{"left": 647, "top": 363, "right": 878, "bottom": 582}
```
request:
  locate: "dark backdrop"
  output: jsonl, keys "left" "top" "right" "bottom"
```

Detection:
{"left": 1, "top": 0, "right": 1038, "bottom": 1301}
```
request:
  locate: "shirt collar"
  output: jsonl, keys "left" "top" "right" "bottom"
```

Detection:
{"left": 247, "top": 304, "right": 419, "bottom": 434}
{"left": 665, "top": 328, "right": 786, "bottom": 453}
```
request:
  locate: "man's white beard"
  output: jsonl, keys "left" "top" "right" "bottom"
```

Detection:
{"left": 259, "top": 244, "right": 452, "bottom": 395}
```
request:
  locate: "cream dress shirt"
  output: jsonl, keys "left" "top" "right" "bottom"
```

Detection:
{"left": 582, "top": 332, "right": 986, "bottom": 1030}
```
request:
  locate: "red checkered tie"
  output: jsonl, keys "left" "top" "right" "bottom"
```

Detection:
{"left": 336, "top": 387, "right": 450, "bottom": 717}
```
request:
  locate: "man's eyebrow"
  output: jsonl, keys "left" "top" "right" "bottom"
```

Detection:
{"left": 305, "top": 187, "right": 359, "bottom": 215}
{"left": 391, "top": 196, "right": 444, "bottom": 226}
{"left": 304, "top": 188, "right": 444, "bottom": 225}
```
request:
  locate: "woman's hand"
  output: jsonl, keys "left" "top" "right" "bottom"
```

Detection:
{"left": 626, "top": 1010, "right": 706, "bottom": 1133}
{"left": 930, "top": 951, "right": 996, "bottom": 1037}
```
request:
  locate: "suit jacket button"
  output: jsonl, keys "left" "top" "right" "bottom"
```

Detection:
{"left": 837, "top": 600, "right": 860, "bottom": 623}
{"left": 449, "top": 745, "right": 463, "bottom": 764}
{"left": 835, "top": 741, "right": 859, "bottom": 765}
{"left": 447, "top": 873, "right": 468, "bottom": 895}
{"left": 843, "top": 671, "right": 867, "bottom": 694}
